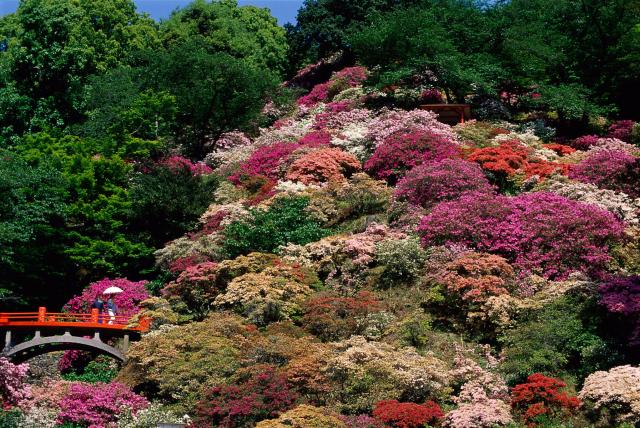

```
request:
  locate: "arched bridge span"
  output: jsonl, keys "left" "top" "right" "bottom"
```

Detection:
{"left": 0, "top": 307, "right": 150, "bottom": 363}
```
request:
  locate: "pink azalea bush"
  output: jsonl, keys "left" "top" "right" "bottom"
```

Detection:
{"left": 365, "top": 109, "right": 458, "bottom": 147}
{"left": 63, "top": 278, "right": 150, "bottom": 318}
{"left": 230, "top": 142, "right": 302, "bottom": 183}
{"left": 0, "top": 358, "right": 31, "bottom": 409}
{"left": 418, "top": 192, "right": 625, "bottom": 279}
{"left": 159, "top": 155, "right": 213, "bottom": 176}
{"left": 365, "top": 129, "right": 460, "bottom": 183}
{"left": 57, "top": 382, "right": 148, "bottom": 428}
{"left": 394, "top": 158, "right": 494, "bottom": 208}
{"left": 570, "top": 135, "right": 600, "bottom": 150}
{"left": 569, "top": 149, "right": 640, "bottom": 198}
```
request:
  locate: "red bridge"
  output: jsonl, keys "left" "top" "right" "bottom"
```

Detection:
{"left": 0, "top": 307, "right": 150, "bottom": 363}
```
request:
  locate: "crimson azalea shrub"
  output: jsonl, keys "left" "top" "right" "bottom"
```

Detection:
{"left": 607, "top": 120, "right": 636, "bottom": 142}
{"left": 57, "top": 382, "right": 148, "bottom": 428}
{"left": 286, "top": 148, "right": 361, "bottom": 184}
{"left": 364, "top": 129, "right": 460, "bottom": 184}
{"left": 570, "top": 135, "right": 600, "bottom": 150}
{"left": 301, "top": 291, "right": 382, "bottom": 341}
{"left": 63, "top": 278, "right": 149, "bottom": 318}
{"left": 0, "top": 358, "right": 30, "bottom": 409}
{"left": 394, "top": 159, "right": 494, "bottom": 208}
{"left": 418, "top": 192, "right": 625, "bottom": 279}
{"left": 598, "top": 275, "right": 640, "bottom": 344}
{"left": 511, "top": 373, "right": 581, "bottom": 427}
{"left": 569, "top": 149, "right": 640, "bottom": 198}
{"left": 192, "top": 366, "right": 298, "bottom": 428}
{"left": 372, "top": 400, "right": 444, "bottom": 428}
{"left": 159, "top": 155, "right": 212, "bottom": 176}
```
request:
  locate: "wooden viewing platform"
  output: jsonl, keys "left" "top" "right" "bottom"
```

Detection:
{"left": 420, "top": 103, "right": 471, "bottom": 124}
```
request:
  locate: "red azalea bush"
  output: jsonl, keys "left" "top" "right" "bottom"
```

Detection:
{"left": 467, "top": 141, "right": 529, "bottom": 175}
{"left": 569, "top": 149, "right": 640, "bottom": 198}
{"left": 192, "top": 366, "right": 298, "bottom": 428}
{"left": 598, "top": 275, "right": 640, "bottom": 344}
{"left": 365, "top": 129, "right": 460, "bottom": 184}
{"left": 418, "top": 192, "right": 625, "bottom": 279}
{"left": 286, "top": 148, "right": 361, "bottom": 185}
{"left": 57, "top": 382, "right": 148, "bottom": 428}
{"left": 542, "top": 143, "right": 576, "bottom": 155}
{"left": 302, "top": 291, "right": 382, "bottom": 341}
{"left": 608, "top": 120, "right": 636, "bottom": 142}
{"left": 63, "top": 278, "right": 149, "bottom": 318}
{"left": 467, "top": 141, "right": 568, "bottom": 179}
{"left": 394, "top": 158, "right": 494, "bottom": 208}
{"left": 570, "top": 135, "right": 600, "bottom": 150}
{"left": 511, "top": 373, "right": 580, "bottom": 427}
{"left": 0, "top": 358, "right": 31, "bottom": 409}
{"left": 372, "top": 400, "right": 444, "bottom": 428}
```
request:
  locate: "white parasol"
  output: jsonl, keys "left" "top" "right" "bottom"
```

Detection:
{"left": 103, "top": 286, "right": 124, "bottom": 295}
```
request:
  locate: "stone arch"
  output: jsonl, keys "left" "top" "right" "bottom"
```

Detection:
{"left": 3, "top": 334, "right": 125, "bottom": 363}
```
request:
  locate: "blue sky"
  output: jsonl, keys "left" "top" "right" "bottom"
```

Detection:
{"left": 0, "top": 0, "right": 304, "bottom": 25}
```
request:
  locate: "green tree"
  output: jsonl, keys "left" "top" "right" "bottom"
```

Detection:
{"left": 0, "top": 152, "right": 67, "bottom": 308}
{"left": 144, "top": 40, "right": 279, "bottom": 158}
{"left": 161, "top": 0, "right": 288, "bottom": 76}
{"left": 0, "top": 0, "right": 159, "bottom": 135}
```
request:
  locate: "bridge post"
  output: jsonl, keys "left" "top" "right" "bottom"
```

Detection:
{"left": 122, "top": 334, "right": 130, "bottom": 354}
{"left": 38, "top": 307, "right": 46, "bottom": 322}
{"left": 90, "top": 308, "right": 99, "bottom": 323}
{"left": 4, "top": 330, "right": 11, "bottom": 351}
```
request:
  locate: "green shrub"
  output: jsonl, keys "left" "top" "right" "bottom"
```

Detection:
{"left": 222, "top": 197, "right": 330, "bottom": 258}
{"left": 374, "top": 237, "right": 427, "bottom": 288}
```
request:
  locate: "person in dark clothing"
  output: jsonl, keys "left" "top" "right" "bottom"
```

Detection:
{"left": 91, "top": 296, "right": 105, "bottom": 324}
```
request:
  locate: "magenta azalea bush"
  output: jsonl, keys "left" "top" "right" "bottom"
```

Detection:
{"left": 570, "top": 149, "right": 640, "bottom": 198}
{"left": 0, "top": 358, "right": 31, "bottom": 409}
{"left": 419, "top": 192, "right": 625, "bottom": 278}
{"left": 57, "top": 382, "right": 148, "bottom": 428}
{"left": 63, "top": 278, "right": 150, "bottom": 318}
{"left": 364, "top": 129, "right": 460, "bottom": 183}
{"left": 395, "top": 158, "right": 494, "bottom": 208}
{"left": 599, "top": 276, "right": 640, "bottom": 344}
{"left": 159, "top": 155, "right": 213, "bottom": 176}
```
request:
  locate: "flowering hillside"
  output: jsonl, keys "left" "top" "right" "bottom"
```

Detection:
{"left": 1, "top": 1, "right": 640, "bottom": 426}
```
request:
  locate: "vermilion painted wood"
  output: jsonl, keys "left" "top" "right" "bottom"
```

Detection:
{"left": 0, "top": 307, "right": 150, "bottom": 332}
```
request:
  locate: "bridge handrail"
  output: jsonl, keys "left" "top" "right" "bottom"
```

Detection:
{"left": 0, "top": 307, "right": 149, "bottom": 332}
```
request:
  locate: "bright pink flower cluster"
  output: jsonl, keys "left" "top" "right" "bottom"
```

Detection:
{"left": 193, "top": 366, "right": 298, "bottom": 427}
{"left": 333, "top": 66, "right": 368, "bottom": 86}
{"left": 608, "top": 120, "right": 636, "bottom": 142}
{"left": 365, "top": 129, "right": 460, "bottom": 183}
{"left": 569, "top": 149, "right": 640, "bottom": 198}
{"left": 298, "top": 82, "right": 331, "bottom": 107}
{"left": 418, "top": 192, "right": 625, "bottom": 279}
{"left": 63, "top": 278, "right": 150, "bottom": 318}
{"left": 599, "top": 276, "right": 640, "bottom": 344}
{"left": 160, "top": 155, "right": 213, "bottom": 175}
{"left": 395, "top": 158, "right": 494, "bottom": 208}
{"left": 0, "top": 358, "right": 31, "bottom": 409}
{"left": 298, "top": 130, "right": 333, "bottom": 147}
{"left": 297, "top": 66, "right": 368, "bottom": 107}
{"left": 231, "top": 142, "right": 302, "bottom": 182}
{"left": 372, "top": 400, "right": 444, "bottom": 428}
{"left": 421, "top": 88, "right": 444, "bottom": 103}
{"left": 57, "top": 382, "right": 148, "bottom": 428}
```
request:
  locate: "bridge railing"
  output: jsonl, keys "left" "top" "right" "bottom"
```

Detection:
{"left": 0, "top": 307, "right": 150, "bottom": 332}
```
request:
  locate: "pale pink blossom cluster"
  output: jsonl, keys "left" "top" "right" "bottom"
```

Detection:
{"left": 0, "top": 357, "right": 31, "bottom": 408}
{"left": 579, "top": 365, "right": 640, "bottom": 424}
